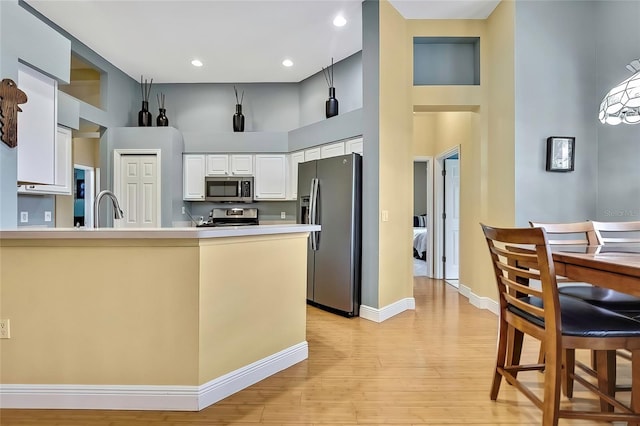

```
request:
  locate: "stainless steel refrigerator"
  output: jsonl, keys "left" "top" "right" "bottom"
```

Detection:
{"left": 297, "top": 153, "right": 362, "bottom": 317}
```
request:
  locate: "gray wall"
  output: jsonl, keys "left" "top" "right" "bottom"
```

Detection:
{"left": 0, "top": 0, "right": 70, "bottom": 229}
{"left": 151, "top": 83, "right": 299, "bottom": 134}
{"left": 413, "top": 162, "right": 427, "bottom": 216}
{"left": 17, "top": 195, "right": 55, "bottom": 228}
{"left": 514, "top": 1, "right": 598, "bottom": 225}
{"left": 298, "top": 51, "right": 363, "bottom": 127}
{"left": 107, "top": 127, "right": 185, "bottom": 227}
{"left": 595, "top": 1, "right": 640, "bottom": 221}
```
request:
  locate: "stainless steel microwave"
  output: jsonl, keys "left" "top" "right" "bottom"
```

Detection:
{"left": 205, "top": 176, "right": 254, "bottom": 203}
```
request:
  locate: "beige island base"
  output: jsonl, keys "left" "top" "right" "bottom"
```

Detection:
{"left": 0, "top": 225, "right": 319, "bottom": 411}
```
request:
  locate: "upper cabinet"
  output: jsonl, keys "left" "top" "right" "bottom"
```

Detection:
{"left": 304, "top": 147, "right": 321, "bottom": 162}
{"left": 205, "top": 154, "right": 254, "bottom": 176}
{"left": 345, "top": 137, "right": 363, "bottom": 155}
{"left": 206, "top": 154, "right": 229, "bottom": 176}
{"left": 320, "top": 141, "right": 345, "bottom": 159}
{"left": 230, "top": 154, "right": 254, "bottom": 175}
{"left": 17, "top": 63, "right": 58, "bottom": 185}
{"left": 254, "top": 154, "right": 287, "bottom": 200}
{"left": 288, "top": 151, "right": 305, "bottom": 201}
{"left": 183, "top": 154, "right": 206, "bottom": 201}
{"left": 18, "top": 126, "right": 72, "bottom": 195}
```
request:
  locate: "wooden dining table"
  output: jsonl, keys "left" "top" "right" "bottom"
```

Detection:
{"left": 552, "top": 245, "right": 640, "bottom": 297}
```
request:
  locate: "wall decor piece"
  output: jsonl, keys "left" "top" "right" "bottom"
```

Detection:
{"left": 546, "top": 136, "right": 575, "bottom": 172}
{"left": 233, "top": 85, "right": 245, "bottom": 132}
{"left": 138, "top": 75, "right": 153, "bottom": 127}
{"left": 0, "top": 78, "right": 28, "bottom": 148}
{"left": 322, "top": 58, "right": 338, "bottom": 118}
{"left": 156, "top": 92, "right": 168, "bottom": 126}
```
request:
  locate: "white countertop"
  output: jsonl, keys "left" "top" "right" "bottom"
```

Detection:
{"left": 0, "top": 224, "right": 320, "bottom": 240}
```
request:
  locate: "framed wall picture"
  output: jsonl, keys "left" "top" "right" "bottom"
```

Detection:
{"left": 546, "top": 136, "right": 575, "bottom": 172}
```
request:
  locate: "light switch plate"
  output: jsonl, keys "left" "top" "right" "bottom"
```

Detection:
{"left": 0, "top": 319, "right": 10, "bottom": 339}
{"left": 381, "top": 210, "right": 389, "bottom": 222}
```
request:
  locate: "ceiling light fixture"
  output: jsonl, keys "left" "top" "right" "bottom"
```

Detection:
{"left": 333, "top": 14, "right": 347, "bottom": 27}
{"left": 599, "top": 59, "right": 640, "bottom": 125}
{"left": 282, "top": 59, "right": 293, "bottom": 67}
{"left": 191, "top": 59, "right": 203, "bottom": 67}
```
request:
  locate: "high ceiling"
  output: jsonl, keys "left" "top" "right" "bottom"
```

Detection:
{"left": 24, "top": 0, "right": 500, "bottom": 84}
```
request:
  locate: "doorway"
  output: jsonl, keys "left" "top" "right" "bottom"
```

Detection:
{"left": 434, "top": 146, "right": 460, "bottom": 285}
{"left": 113, "top": 149, "right": 161, "bottom": 228}
{"left": 73, "top": 165, "right": 96, "bottom": 228}
{"left": 413, "top": 156, "right": 433, "bottom": 277}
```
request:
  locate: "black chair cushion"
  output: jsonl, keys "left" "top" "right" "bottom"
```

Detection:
{"left": 559, "top": 285, "right": 640, "bottom": 314}
{"left": 507, "top": 295, "right": 640, "bottom": 338}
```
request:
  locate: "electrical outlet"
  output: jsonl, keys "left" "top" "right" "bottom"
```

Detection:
{"left": 20, "top": 211, "right": 28, "bottom": 223}
{"left": 0, "top": 319, "right": 10, "bottom": 339}
{"left": 182, "top": 206, "right": 186, "bottom": 214}
{"left": 280, "top": 211, "right": 286, "bottom": 219}
{"left": 44, "top": 211, "right": 52, "bottom": 222}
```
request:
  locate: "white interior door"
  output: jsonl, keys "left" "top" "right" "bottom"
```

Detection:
{"left": 444, "top": 158, "right": 460, "bottom": 280}
{"left": 118, "top": 154, "right": 159, "bottom": 228}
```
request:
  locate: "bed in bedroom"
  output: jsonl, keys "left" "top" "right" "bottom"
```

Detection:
{"left": 413, "top": 215, "right": 428, "bottom": 261}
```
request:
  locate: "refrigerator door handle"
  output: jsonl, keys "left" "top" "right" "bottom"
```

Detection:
{"left": 310, "top": 178, "right": 319, "bottom": 251}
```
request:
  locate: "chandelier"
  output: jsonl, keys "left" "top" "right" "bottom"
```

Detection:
{"left": 599, "top": 59, "right": 640, "bottom": 125}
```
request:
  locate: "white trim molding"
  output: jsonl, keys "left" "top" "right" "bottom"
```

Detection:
{"left": 360, "top": 297, "right": 416, "bottom": 323}
{"left": 458, "top": 282, "right": 499, "bottom": 315}
{"left": 0, "top": 342, "right": 308, "bottom": 411}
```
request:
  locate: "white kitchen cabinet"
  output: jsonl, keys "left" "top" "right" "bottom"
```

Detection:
{"left": 288, "top": 151, "right": 305, "bottom": 200}
{"left": 206, "top": 154, "right": 253, "bottom": 176}
{"left": 183, "top": 154, "right": 206, "bottom": 200}
{"left": 304, "top": 147, "right": 320, "bottom": 162}
{"left": 17, "top": 126, "right": 72, "bottom": 195}
{"left": 206, "top": 154, "right": 229, "bottom": 176}
{"left": 17, "top": 63, "right": 58, "bottom": 185}
{"left": 254, "top": 154, "right": 287, "bottom": 200}
{"left": 230, "top": 154, "right": 253, "bottom": 175}
{"left": 345, "top": 137, "right": 363, "bottom": 156}
{"left": 320, "top": 141, "right": 345, "bottom": 159}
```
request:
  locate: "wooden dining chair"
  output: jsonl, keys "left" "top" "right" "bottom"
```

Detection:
{"left": 529, "top": 220, "right": 627, "bottom": 405}
{"left": 481, "top": 223, "right": 640, "bottom": 425}
{"left": 528, "top": 222, "right": 601, "bottom": 375}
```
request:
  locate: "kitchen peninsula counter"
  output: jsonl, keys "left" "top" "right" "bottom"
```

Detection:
{"left": 0, "top": 224, "right": 319, "bottom": 411}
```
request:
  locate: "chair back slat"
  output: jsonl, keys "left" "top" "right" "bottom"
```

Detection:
{"left": 591, "top": 220, "right": 640, "bottom": 244}
{"left": 529, "top": 221, "right": 601, "bottom": 246}
{"left": 505, "top": 292, "right": 545, "bottom": 317}
{"left": 481, "top": 223, "right": 561, "bottom": 335}
{"left": 499, "top": 275, "right": 543, "bottom": 299}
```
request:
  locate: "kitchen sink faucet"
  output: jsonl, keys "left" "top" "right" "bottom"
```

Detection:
{"left": 93, "top": 190, "right": 124, "bottom": 228}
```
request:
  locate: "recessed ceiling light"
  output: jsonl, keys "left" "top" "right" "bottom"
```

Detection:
{"left": 282, "top": 59, "right": 294, "bottom": 67}
{"left": 191, "top": 59, "right": 203, "bottom": 67}
{"left": 333, "top": 14, "right": 347, "bottom": 27}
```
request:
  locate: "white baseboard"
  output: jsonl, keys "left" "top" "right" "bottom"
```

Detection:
{"left": 459, "top": 283, "right": 499, "bottom": 315}
{"left": 0, "top": 341, "right": 308, "bottom": 411}
{"left": 360, "top": 297, "right": 416, "bottom": 323}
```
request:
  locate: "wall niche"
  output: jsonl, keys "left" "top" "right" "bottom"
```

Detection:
{"left": 413, "top": 37, "right": 480, "bottom": 86}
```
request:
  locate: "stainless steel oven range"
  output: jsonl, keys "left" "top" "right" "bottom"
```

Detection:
{"left": 197, "top": 208, "right": 259, "bottom": 227}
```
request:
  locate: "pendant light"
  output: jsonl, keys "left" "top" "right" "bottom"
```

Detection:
{"left": 599, "top": 59, "right": 640, "bottom": 125}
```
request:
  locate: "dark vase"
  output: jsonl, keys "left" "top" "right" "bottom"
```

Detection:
{"left": 138, "top": 101, "right": 152, "bottom": 127}
{"left": 233, "top": 104, "right": 245, "bottom": 132}
{"left": 157, "top": 108, "right": 169, "bottom": 127}
{"left": 326, "top": 87, "right": 338, "bottom": 118}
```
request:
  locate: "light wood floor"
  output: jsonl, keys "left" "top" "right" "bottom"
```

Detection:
{"left": 0, "top": 278, "right": 630, "bottom": 425}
